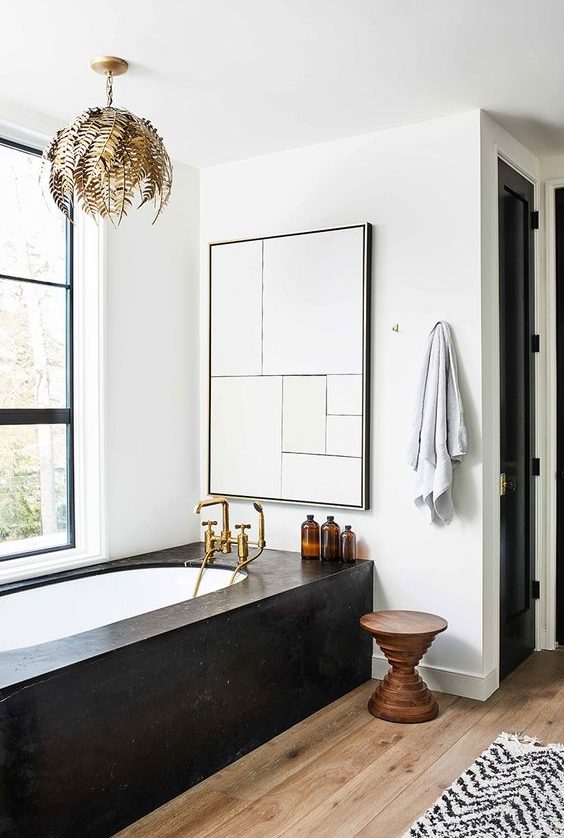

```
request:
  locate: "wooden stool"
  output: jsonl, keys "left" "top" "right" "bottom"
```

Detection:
{"left": 360, "top": 610, "right": 447, "bottom": 723}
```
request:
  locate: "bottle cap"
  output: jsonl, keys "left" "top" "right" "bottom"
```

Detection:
{"left": 345, "top": 525, "right": 352, "bottom": 531}
{"left": 327, "top": 515, "right": 334, "bottom": 522}
{"left": 306, "top": 514, "right": 314, "bottom": 521}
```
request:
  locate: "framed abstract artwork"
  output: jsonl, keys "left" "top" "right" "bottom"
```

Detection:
{"left": 208, "top": 223, "right": 371, "bottom": 509}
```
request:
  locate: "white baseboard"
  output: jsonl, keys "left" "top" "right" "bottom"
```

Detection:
{"left": 538, "top": 630, "right": 558, "bottom": 652}
{"left": 371, "top": 655, "right": 498, "bottom": 702}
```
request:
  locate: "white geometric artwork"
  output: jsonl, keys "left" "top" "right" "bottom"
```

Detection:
{"left": 209, "top": 224, "right": 371, "bottom": 508}
{"left": 326, "top": 416, "right": 362, "bottom": 457}
{"left": 327, "top": 374, "right": 363, "bottom": 415}
{"left": 282, "top": 376, "right": 326, "bottom": 454}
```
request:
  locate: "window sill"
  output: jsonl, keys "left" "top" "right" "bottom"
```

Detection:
{"left": 0, "top": 533, "right": 70, "bottom": 561}
{"left": 0, "top": 548, "right": 109, "bottom": 586}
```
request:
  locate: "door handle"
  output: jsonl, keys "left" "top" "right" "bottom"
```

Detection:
{"left": 500, "top": 473, "right": 516, "bottom": 495}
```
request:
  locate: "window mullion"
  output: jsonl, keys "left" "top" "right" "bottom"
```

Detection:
{"left": 0, "top": 272, "right": 70, "bottom": 290}
{"left": 0, "top": 409, "right": 70, "bottom": 425}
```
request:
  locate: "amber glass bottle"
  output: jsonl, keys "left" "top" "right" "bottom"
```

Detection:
{"left": 321, "top": 515, "right": 340, "bottom": 561}
{"left": 301, "top": 514, "right": 320, "bottom": 560}
{"left": 340, "top": 525, "right": 357, "bottom": 563}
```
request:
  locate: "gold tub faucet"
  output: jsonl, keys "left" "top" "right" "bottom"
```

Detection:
{"left": 193, "top": 496, "right": 231, "bottom": 554}
{"left": 192, "top": 497, "right": 266, "bottom": 598}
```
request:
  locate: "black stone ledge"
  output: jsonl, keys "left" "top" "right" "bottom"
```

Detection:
{"left": 0, "top": 543, "right": 373, "bottom": 694}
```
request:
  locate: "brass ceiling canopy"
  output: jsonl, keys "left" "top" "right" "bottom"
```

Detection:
{"left": 90, "top": 56, "right": 129, "bottom": 77}
{"left": 43, "top": 56, "right": 172, "bottom": 226}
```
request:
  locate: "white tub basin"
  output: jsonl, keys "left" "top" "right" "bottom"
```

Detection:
{"left": 0, "top": 565, "right": 245, "bottom": 652}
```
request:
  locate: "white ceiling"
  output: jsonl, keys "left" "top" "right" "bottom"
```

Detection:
{"left": 2, "top": 0, "right": 564, "bottom": 167}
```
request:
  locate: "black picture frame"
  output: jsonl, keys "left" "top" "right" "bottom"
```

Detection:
{"left": 207, "top": 222, "right": 371, "bottom": 510}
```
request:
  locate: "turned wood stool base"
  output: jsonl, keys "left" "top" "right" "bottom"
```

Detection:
{"left": 360, "top": 610, "right": 448, "bottom": 724}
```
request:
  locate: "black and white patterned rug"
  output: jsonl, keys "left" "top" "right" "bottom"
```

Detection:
{"left": 405, "top": 732, "right": 564, "bottom": 837}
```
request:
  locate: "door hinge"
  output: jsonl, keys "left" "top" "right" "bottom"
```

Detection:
{"left": 532, "top": 457, "right": 541, "bottom": 476}
{"left": 531, "top": 334, "right": 540, "bottom": 352}
{"left": 531, "top": 210, "right": 539, "bottom": 230}
{"left": 532, "top": 580, "right": 540, "bottom": 599}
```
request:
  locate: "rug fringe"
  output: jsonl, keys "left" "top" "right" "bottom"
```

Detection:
{"left": 499, "top": 730, "right": 564, "bottom": 756}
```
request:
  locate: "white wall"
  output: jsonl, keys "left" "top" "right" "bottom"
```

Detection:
{"left": 200, "top": 112, "right": 487, "bottom": 691}
{"left": 105, "top": 161, "right": 201, "bottom": 557}
{"left": 540, "top": 155, "right": 564, "bottom": 181}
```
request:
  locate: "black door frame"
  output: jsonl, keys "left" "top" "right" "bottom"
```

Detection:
{"left": 498, "top": 157, "right": 537, "bottom": 679}
{"left": 554, "top": 188, "right": 564, "bottom": 644}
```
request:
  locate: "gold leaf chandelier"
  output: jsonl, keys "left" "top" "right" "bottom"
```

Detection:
{"left": 43, "top": 56, "right": 172, "bottom": 226}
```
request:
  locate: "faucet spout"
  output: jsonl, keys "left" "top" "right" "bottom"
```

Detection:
{"left": 193, "top": 496, "right": 231, "bottom": 554}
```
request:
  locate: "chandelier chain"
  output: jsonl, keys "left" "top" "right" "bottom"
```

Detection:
{"left": 106, "top": 72, "right": 113, "bottom": 107}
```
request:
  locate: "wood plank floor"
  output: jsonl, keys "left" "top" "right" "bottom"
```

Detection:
{"left": 117, "top": 650, "right": 564, "bottom": 838}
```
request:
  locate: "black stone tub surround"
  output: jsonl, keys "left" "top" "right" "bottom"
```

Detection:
{"left": 0, "top": 543, "right": 373, "bottom": 837}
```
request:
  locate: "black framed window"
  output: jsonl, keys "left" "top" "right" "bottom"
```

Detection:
{"left": 0, "top": 137, "right": 74, "bottom": 560}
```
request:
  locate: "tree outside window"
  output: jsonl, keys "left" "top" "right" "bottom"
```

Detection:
{"left": 0, "top": 139, "right": 73, "bottom": 559}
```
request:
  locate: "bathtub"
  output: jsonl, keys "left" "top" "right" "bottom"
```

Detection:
{"left": 0, "top": 543, "right": 372, "bottom": 838}
{"left": 0, "top": 565, "right": 246, "bottom": 652}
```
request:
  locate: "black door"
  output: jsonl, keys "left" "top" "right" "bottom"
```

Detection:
{"left": 555, "top": 189, "right": 564, "bottom": 644}
{"left": 498, "top": 159, "right": 536, "bottom": 679}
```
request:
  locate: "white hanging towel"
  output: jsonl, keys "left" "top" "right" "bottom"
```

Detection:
{"left": 407, "top": 321, "right": 468, "bottom": 524}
